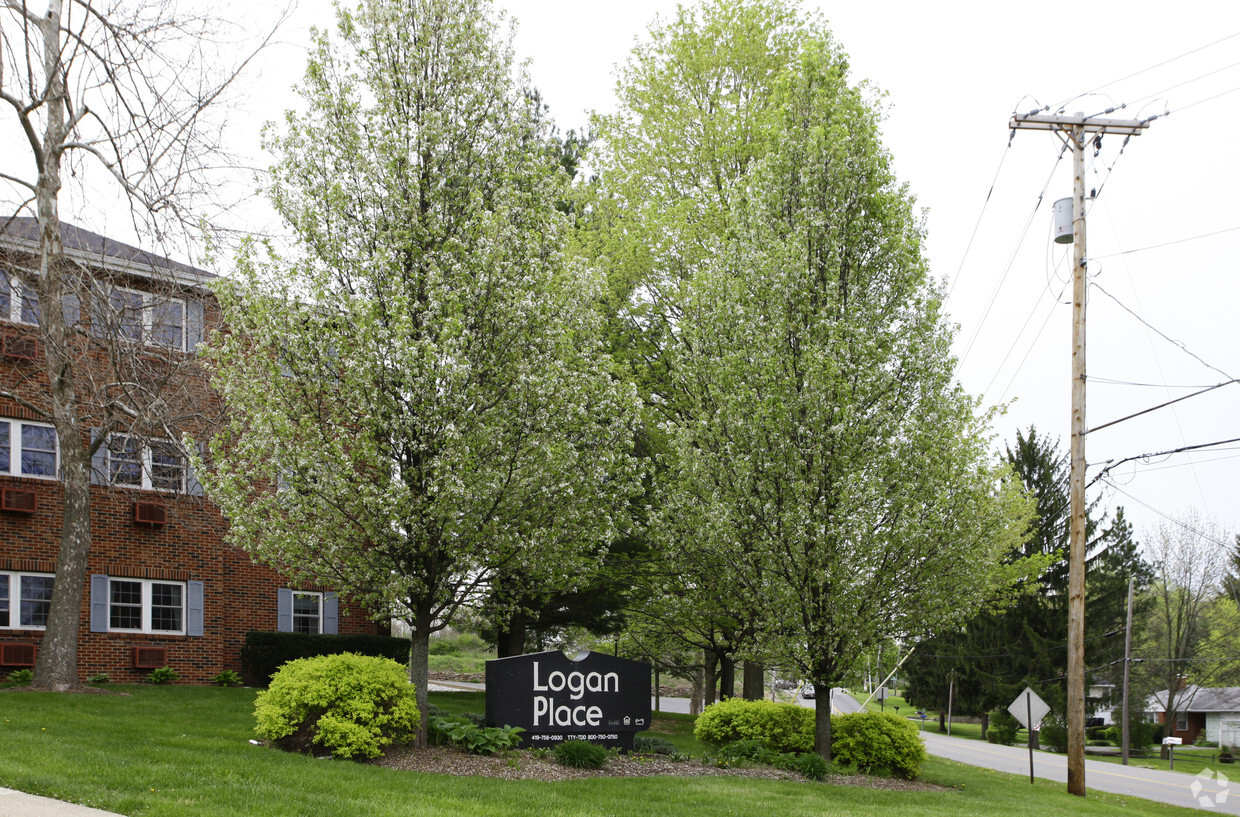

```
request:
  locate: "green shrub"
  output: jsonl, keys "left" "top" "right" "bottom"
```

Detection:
{"left": 1040, "top": 720, "right": 1067, "bottom": 753}
{"left": 986, "top": 710, "right": 1019, "bottom": 746}
{"left": 427, "top": 715, "right": 523, "bottom": 755}
{"left": 254, "top": 652, "right": 419, "bottom": 760}
{"left": 147, "top": 666, "right": 179, "bottom": 684}
{"left": 694, "top": 697, "right": 813, "bottom": 753}
{"left": 831, "top": 712, "right": 927, "bottom": 779}
{"left": 633, "top": 735, "right": 678, "bottom": 755}
{"left": 1086, "top": 725, "right": 1108, "bottom": 740}
{"left": 428, "top": 638, "right": 461, "bottom": 656}
{"left": 717, "top": 739, "right": 775, "bottom": 765}
{"left": 1104, "top": 725, "right": 1120, "bottom": 744}
{"left": 554, "top": 739, "right": 608, "bottom": 770}
{"left": 87, "top": 673, "right": 110, "bottom": 684}
{"left": 6, "top": 668, "right": 33, "bottom": 684}
{"left": 791, "top": 751, "right": 830, "bottom": 781}
{"left": 241, "top": 631, "right": 411, "bottom": 684}
{"left": 211, "top": 670, "right": 244, "bottom": 687}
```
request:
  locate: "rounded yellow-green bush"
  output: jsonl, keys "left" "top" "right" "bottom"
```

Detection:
{"left": 254, "top": 652, "right": 419, "bottom": 759}
{"left": 830, "top": 711, "right": 927, "bottom": 778}
{"left": 694, "top": 697, "right": 814, "bottom": 754}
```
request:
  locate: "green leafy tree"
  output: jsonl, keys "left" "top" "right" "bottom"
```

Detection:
{"left": 201, "top": 0, "right": 640, "bottom": 745}
{"left": 905, "top": 430, "right": 1151, "bottom": 728}
{"left": 656, "top": 29, "right": 1034, "bottom": 760}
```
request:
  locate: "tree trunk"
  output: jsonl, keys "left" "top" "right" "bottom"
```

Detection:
{"left": 938, "top": 710, "right": 946, "bottom": 733}
{"left": 718, "top": 654, "right": 735, "bottom": 700}
{"left": 742, "top": 661, "right": 764, "bottom": 700}
{"left": 981, "top": 712, "right": 990, "bottom": 741}
{"left": 703, "top": 649, "right": 718, "bottom": 706}
{"left": 31, "top": 3, "right": 81, "bottom": 692}
{"left": 496, "top": 608, "right": 527, "bottom": 658}
{"left": 814, "top": 693, "right": 833, "bottom": 761}
{"left": 408, "top": 616, "right": 431, "bottom": 748}
{"left": 690, "top": 664, "right": 704, "bottom": 716}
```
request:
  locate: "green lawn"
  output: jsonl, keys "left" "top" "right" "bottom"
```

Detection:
{"left": 0, "top": 685, "right": 1209, "bottom": 817}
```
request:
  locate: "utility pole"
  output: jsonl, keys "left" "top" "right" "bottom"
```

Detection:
{"left": 1122, "top": 576, "right": 1135, "bottom": 765}
{"left": 1010, "top": 111, "right": 1150, "bottom": 797}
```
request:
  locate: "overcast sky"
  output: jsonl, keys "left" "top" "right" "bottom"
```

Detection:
{"left": 16, "top": 0, "right": 1240, "bottom": 548}
{"left": 203, "top": 0, "right": 1240, "bottom": 547}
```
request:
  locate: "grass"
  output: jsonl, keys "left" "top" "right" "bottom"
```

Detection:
{"left": 0, "top": 684, "right": 1211, "bottom": 817}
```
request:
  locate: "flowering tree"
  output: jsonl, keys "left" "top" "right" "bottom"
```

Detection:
{"left": 201, "top": 0, "right": 641, "bottom": 745}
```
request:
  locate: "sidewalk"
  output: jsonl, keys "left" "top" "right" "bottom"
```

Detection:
{"left": 0, "top": 788, "right": 124, "bottom": 817}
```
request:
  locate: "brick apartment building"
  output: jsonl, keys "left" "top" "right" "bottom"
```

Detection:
{"left": 1, "top": 218, "right": 382, "bottom": 684}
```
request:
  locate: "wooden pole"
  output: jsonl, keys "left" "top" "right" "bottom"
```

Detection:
{"left": 1122, "top": 576, "right": 1134, "bottom": 765}
{"left": 1009, "top": 109, "right": 1149, "bottom": 798}
{"left": 947, "top": 676, "right": 954, "bottom": 736}
{"left": 1067, "top": 118, "right": 1088, "bottom": 798}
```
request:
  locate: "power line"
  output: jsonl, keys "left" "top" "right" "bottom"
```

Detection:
{"left": 1091, "top": 281, "right": 1236, "bottom": 381}
{"left": 1090, "top": 225, "right": 1240, "bottom": 260}
{"left": 957, "top": 145, "right": 1068, "bottom": 370}
{"left": 1096, "top": 480, "right": 1234, "bottom": 549}
{"left": 1052, "top": 31, "right": 1240, "bottom": 111}
{"left": 946, "top": 139, "right": 1014, "bottom": 304}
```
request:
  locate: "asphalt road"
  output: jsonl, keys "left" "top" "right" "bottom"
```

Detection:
{"left": 921, "top": 731, "right": 1237, "bottom": 814}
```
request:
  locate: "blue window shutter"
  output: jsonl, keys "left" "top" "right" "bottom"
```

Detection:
{"left": 90, "top": 575, "right": 109, "bottom": 633}
{"left": 324, "top": 592, "right": 338, "bottom": 635}
{"left": 62, "top": 292, "right": 80, "bottom": 328}
{"left": 277, "top": 588, "right": 292, "bottom": 632}
{"left": 187, "top": 298, "right": 205, "bottom": 351}
{"left": 89, "top": 429, "right": 110, "bottom": 486}
{"left": 187, "top": 581, "right": 204, "bottom": 637}
{"left": 185, "top": 441, "right": 204, "bottom": 497}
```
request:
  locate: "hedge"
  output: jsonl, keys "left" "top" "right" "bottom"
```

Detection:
{"left": 241, "top": 631, "right": 410, "bottom": 684}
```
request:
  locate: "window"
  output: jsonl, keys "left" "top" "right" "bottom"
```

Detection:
{"left": 94, "top": 287, "right": 189, "bottom": 351}
{"left": 104, "top": 435, "right": 185, "bottom": 492}
{"left": 278, "top": 588, "right": 338, "bottom": 635}
{"left": 0, "top": 269, "right": 39, "bottom": 326}
{"left": 106, "top": 578, "right": 184, "bottom": 634}
{"left": 90, "top": 575, "right": 202, "bottom": 637}
{"left": 0, "top": 572, "right": 54, "bottom": 629}
{"left": 0, "top": 419, "right": 58, "bottom": 479}
{"left": 1176, "top": 713, "right": 1188, "bottom": 733}
{"left": 292, "top": 592, "right": 322, "bottom": 634}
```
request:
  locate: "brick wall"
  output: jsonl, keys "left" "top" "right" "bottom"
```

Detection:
{"left": 1, "top": 237, "right": 387, "bottom": 685}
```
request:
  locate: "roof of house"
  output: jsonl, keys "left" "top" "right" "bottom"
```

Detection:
{"left": 1, "top": 216, "right": 213, "bottom": 286}
{"left": 1146, "top": 685, "right": 1240, "bottom": 714}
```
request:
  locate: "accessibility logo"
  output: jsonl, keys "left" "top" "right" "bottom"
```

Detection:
{"left": 1190, "top": 768, "right": 1230, "bottom": 809}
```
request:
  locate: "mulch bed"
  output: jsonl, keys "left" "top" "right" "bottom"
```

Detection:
{"left": 371, "top": 745, "right": 947, "bottom": 791}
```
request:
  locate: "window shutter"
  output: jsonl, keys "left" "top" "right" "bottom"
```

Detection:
{"left": 277, "top": 588, "right": 292, "bottom": 632}
{"left": 324, "top": 592, "right": 338, "bottom": 635}
{"left": 90, "top": 575, "right": 109, "bottom": 633}
{"left": 187, "top": 299, "right": 205, "bottom": 351}
{"left": 187, "top": 581, "right": 204, "bottom": 637}
{"left": 62, "top": 292, "right": 81, "bottom": 328}
{"left": 89, "top": 429, "right": 107, "bottom": 486}
{"left": 185, "top": 441, "right": 204, "bottom": 497}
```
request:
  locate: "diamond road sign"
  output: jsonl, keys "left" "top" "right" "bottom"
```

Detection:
{"left": 1008, "top": 687, "right": 1051, "bottom": 729}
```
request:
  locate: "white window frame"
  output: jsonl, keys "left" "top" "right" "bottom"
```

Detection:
{"left": 0, "top": 418, "right": 59, "bottom": 479}
{"left": 0, "top": 571, "right": 55, "bottom": 630}
{"left": 104, "top": 434, "right": 186, "bottom": 492}
{"left": 96, "top": 286, "right": 188, "bottom": 352}
{"left": 0, "top": 268, "right": 40, "bottom": 326}
{"left": 1176, "top": 712, "right": 1189, "bottom": 733}
{"left": 106, "top": 578, "right": 186, "bottom": 635}
{"left": 291, "top": 591, "right": 323, "bottom": 634}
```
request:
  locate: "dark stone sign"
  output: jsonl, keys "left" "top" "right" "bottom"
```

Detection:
{"left": 485, "top": 650, "right": 651, "bottom": 749}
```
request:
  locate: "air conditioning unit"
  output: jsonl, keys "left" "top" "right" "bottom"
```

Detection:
{"left": 3, "top": 336, "right": 39, "bottom": 361}
{"left": 132, "top": 646, "right": 167, "bottom": 669}
{"left": 1, "top": 488, "right": 38, "bottom": 513}
{"left": 133, "top": 501, "right": 167, "bottom": 525}
{"left": 0, "top": 642, "right": 37, "bottom": 667}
